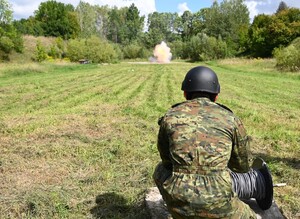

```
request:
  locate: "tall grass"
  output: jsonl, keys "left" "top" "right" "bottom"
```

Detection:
{"left": 0, "top": 59, "right": 299, "bottom": 218}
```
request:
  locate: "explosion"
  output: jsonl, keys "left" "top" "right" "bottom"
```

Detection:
{"left": 150, "top": 41, "right": 172, "bottom": 63}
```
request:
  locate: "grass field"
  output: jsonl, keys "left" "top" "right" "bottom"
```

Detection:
{"left": 0, "top": 59, "right": 299, "bottom": 218}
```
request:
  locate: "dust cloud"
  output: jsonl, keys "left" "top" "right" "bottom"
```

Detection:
{"left": 150, "top": 41, "right": 172, "bottom": 63}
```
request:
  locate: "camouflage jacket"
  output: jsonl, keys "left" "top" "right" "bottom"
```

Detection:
{"left": 155, "top": 97, "right": 253, "bottom": 217}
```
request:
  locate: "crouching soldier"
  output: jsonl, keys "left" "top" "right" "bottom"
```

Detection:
{"left": 153, "top": 66, "right": 257, "bottom": 219}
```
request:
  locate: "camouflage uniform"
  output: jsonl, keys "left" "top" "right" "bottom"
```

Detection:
{"left": 153, "top": 97, "right": 257, "bottom": 219}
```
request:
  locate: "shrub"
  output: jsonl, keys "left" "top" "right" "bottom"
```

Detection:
{"left": 112, "top": 43, "right": 124, "bottom": 61}
{"left": 187, "top": 33, "right": 228, "bottom": 61}
{"left": 85, "top": 36, "right": 118, "bottom": 63}
{"left": 52, "top": 37, "right": 66, "bottom": 58}
{"left": 66, "top": 36, "right": 119, "bottom": 63}
{"left": 33, "top": 40, "right": 47, "bottom": 62}
{"left": 122, "top": 41, "right": 150, "bottom": 59}
{"left": 122, "top": 42, "right": 141, "bottom": 59}
{"left": 0, "top": 36, "right": 14, "bottom": 60}
{"left": 169, "top": 40, "right": 186, "bottom": 60}
{"left": 66, "top": 38, "right": 85, "bottom": 62}
{"left": 274, "top": 37, "right": 300, "bottom": 72}
{"left": 48, "top": 44, "right": 61, "bottom": 59}
{"left": 0, "top": 24, "right": 24, "bottom": 61}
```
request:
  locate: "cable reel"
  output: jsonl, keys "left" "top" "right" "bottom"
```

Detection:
{"left": 230, "top": 157, "right": 273, "bottom": 210}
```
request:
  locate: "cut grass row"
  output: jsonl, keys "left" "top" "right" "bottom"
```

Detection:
{"left": 0, "top": 60, "right": 299, "bottom": 218}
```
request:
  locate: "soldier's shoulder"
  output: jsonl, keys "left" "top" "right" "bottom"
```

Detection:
{"left": 158, "top": 101, "right": 187, "bottom": 125}
{"left": 171, "top": 101, "right": 186, "bottom": 108}
{"left": 216, "top": 103, "right": 233, "bottom": 113}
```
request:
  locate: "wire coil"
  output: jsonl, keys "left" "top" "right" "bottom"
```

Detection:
{"left": 229, "top": 158, "right": 273, "bottom": 210}
{"left": 230, "top": 169, "right": 266, "bottom": 200}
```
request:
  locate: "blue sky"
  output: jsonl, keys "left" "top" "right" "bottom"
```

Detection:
{"left": 156, "top": 0, "right": 213, "bottom": 15}
{"left": 11, "top": 0, "right": 300, "bottom": 21}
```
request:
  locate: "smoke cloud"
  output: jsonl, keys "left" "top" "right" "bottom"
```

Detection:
{"left": 150, "top": 41, "right": 172, "bottom": 63}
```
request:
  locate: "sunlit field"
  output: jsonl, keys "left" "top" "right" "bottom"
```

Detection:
{"left": 0, "top": 59, "right": 299, "bottom": 218}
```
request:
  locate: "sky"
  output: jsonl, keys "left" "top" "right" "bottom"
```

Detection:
{"left": 11, "top": 0, "right": 300, "bottom": 22}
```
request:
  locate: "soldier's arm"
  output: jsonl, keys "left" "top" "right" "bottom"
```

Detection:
{"left": 157, "top": 120, "right": 173, "bottom": 171}
{"left": 228, "top": 117, "right": 252, "bottom": 173}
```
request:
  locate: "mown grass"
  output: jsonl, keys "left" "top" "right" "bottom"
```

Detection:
{"left": 0, "top": 59, "right": 299, "bottom": 218}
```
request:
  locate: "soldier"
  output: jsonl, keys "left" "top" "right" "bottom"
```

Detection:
{"left": 153, "top": 66, "right": 257, "bottom": 218}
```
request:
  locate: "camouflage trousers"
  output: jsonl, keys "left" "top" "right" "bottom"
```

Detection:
{"left": 153, "top": 162, "right": 257, "bottom": 219}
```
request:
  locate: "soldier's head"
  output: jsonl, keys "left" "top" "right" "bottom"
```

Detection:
{"left": 181, "top": 66, "right": 220, "bottom": 102}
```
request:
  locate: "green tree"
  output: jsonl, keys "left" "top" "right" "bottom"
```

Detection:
{"left": 187, "top": 33, "right": 227, "bottom": 61}
{"left": 0, "top": 0, "right": 23, "bottom": 60}
{"left": 180, "top": 11, "right": 195, "bottom": 41}
{"left": 248, "top": 8, "right": 300, "bottom": 57}
{"left": 35, "top": 0, "right": 80, "bottom": 39}
{"left": 203, "top": 0, "right": 250, "bottom": 55}
{"left": 107, "top": 7, "right": 127, "bottom": 44}
{"left": 106, "top": 4, "right": 144, "bottom": 45}
{"left": 0, "top": 0, "right": 12, "bottom": 24}
{"left": 276, "top": 1, "right": 288, "bottom": 14}
{"left": 95, "top": 6, "right": 110, "bottom": 38}
{"left": 124, "top": 4, "right": 144, "bottom": 43}
{"left": 13, "top": 17, "right": 44, "bottom": 36}
{"left": 145, "top": 12, "right": 180, "bottom": 48}
{"left": 34, "top": 40, "right": 47, "bottom": 62}
{"left": 76, "top": 2, "right": 112, "bottom": 39}
{"left": 77, "top": 1, "right": 96, "bottom": 37}
{"left": 274, "top": 37, "right": 300, "bottom": 71}
{"left": 67, "top": 36, "right": 119, "bottom": 63}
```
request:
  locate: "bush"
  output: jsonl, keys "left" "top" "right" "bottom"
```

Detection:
{"left": 169, "top": 40, "right": 186, "bottom": 60}
{"left": 187, "top": 33, "right": 228, "bottom": 61}
{"left": 122, "top": 42, "right": 141, "bottom": 59}
{"left": 274, "top": 37, "right": 300, "bottom": 72}
{"left": 66, "top": 36, "right": 119, "bottom": 63}
{"left": 112, "top": 43, "right": 124, "bottom": 61}
{"left": 0, "top": 25, "right": 23, "bottom": 61}
{"left": 85, "top": 36, "right": 118, "bottom": 63}
{"left": 33, "top": 40, "right": 47, "bottom": 62}
{"left": 122, "top": 42, "right": 150, "bottom": 59}
{"left": 0, "top": 36, "right": 14, "bottom": 60}
{"left": 66, "top": 38, "right": 85, "bottom": 62}
{"left": 48, "top": 44, "right": 61, "bottom": 59}
{"left": 49, "top": 37, "right": 66, "bottom": 59}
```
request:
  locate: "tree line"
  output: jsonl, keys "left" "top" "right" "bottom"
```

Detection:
{"left": 1, "top": 0, "right": 300, "bottom": 70}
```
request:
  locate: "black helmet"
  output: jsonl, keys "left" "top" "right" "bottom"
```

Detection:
{"left": 181, "top": 66, "right": 220, "bottom": 94}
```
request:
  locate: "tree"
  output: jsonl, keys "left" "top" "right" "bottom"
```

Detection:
{"left": 34, "top": 40, "right": 47, "bottom": 62}
{"left": 203, "top": 0, "right": 250, "bottom": 54}
{"left": 276, "top": 1, "right": 288, "bottom": 14}
{"left": 187, "top": 33, "right": 227, "bottom": 61}
{"left": 107, "top": 7, "right": 127, "bottom": 44}
{"left": 106, "top": 4, "right": 144, "bottom": 45}
{"left": 0, "top": 0, "right": 23, "bottom": 60}
{"left": 145, "top": 12, "right": 180, "bottom": 48}
{"left": 0, "top": 0, "right": 12, "bottom": 24}
{"left": 180, "top": 11, "right": 195, "bottom": 41}
{"left": 35, "top": 0, "right": 80, "bottom": 39}
{"left": 76, "top": 1, "right": 107, "bottom": 38}
{"left": 124, "top": 4, "right": 144, "bottom": 43}
{"left": 13, "top": 17, "right": 44, "bottom": 36}
{"left": 274, "top": 37, "right": 300, "bottom": 71}
{"left": 248, "top": 7, "right": 300, "bottom": 57}
{"left": 94, "top": 6, "right": 110, "bottom": 39}
{"left": 67, "top": 36, "right": 119, "bottom": 63}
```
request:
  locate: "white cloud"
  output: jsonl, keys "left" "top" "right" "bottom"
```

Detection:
{"left": 11, "top": 0, "right": 156, "bottom": 20}
{"left": 245, "top": 0, "right": 300, "bottom": 21}
{"left": 178, "top": 2, "right": 191, "bottom": 16}
{"left": 245, "top": 1, "right": 261, "bottom": 21}
{"left": 11, "top": 1, "right": 44, "bottom": 19}
{"left": 94, "top": 0, "right": 156, "bottom": 16}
